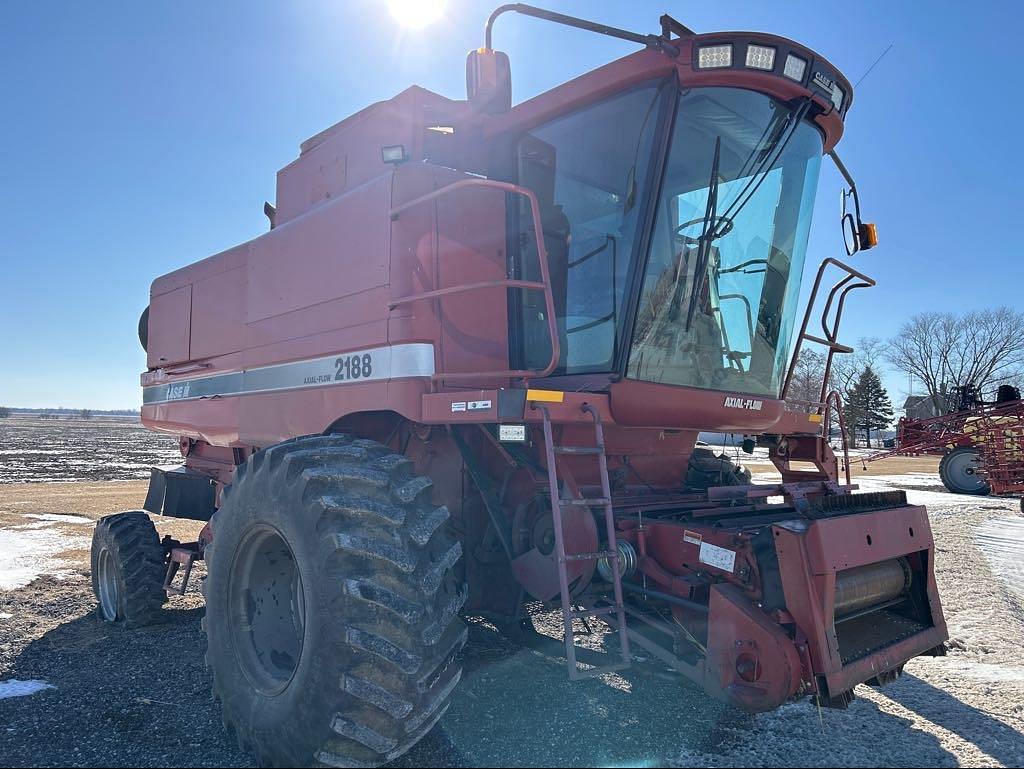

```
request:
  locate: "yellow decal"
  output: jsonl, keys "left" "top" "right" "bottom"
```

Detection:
{"left": 808, "top": 413, "right": 824, "bottom": 423}
{"left": 526, "top": 389, "right": 565, "bottom": 403}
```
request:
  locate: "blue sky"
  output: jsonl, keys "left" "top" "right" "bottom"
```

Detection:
{"left": 1, "top": 0, "right": 1020, "bottom": 409}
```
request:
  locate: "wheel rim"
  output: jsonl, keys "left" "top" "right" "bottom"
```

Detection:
{"left": 943, "top": 450, "right": 988, "bottom": 494}
{"left": 97, "top": 547, "right": 119, "bottom": 621}
{"left": 228, "top": 526, "right": 306, "bottom": 696}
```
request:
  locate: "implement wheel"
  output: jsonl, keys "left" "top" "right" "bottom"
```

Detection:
{"left": 90, "top": 511, "right": 167, "bottom": 627}
{"left": 938, "top": 446, "right": 991, "bottom": 495}
{"left": 203, "top": 434, "right": 467, "bottom": 768}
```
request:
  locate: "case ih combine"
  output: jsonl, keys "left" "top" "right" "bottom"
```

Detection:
{"left": 91, "top": 6, "right": 948, "bottom": 766}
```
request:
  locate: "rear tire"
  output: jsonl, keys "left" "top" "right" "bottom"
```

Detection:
{"left": 203, "top": 434, "right": 467, "bottom": 768}
{"left": 90, "top": 511, "right": 167, "bottom": 627}
{"left": 938, "top": 446, "right": 991, "bottom": 495}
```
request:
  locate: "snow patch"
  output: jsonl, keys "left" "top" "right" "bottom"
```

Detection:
{"left": 0, "top": 680, "right": 55, "bottom": 699}
{"left": 976, "top": 517, "right": 1024, "bottom": 602}
{"left": 0, "top": 612, "right": 12, "bottom": 619}
{"left": 22, "top": 513, "right": 92, "bottom": 525}
{"left": 0, "top": 527, "right": 90, "bottom": 590}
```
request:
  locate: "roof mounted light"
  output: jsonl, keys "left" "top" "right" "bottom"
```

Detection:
{"left": 745, "top": 44, "right": 776, "bottom": 71}
{"left": 381, "top": 145, "right": 408, "bottom": 164}
{"left": 783, "top": 53, "right": 807, "bottom": 82}
{"left": 830, "top": 83, "right": 845, "bottom": 111}
{"left": 697, "top": 44, "right": 732, "bottom": 69}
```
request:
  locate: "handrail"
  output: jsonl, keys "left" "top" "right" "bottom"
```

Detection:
{"left": 823, "top": 389, "right": 852, "bottom": 486}
{"left": 782, "top": 257, "right": 876, "bottom": 407}
{"left": 389, "top": 177, "right": 561, "bottom": 383}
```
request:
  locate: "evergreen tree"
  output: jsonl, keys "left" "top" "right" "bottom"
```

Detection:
{"left": 844, "top": 366, "right": 894, "bottom": 447}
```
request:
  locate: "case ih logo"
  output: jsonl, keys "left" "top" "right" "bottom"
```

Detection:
{"left": 724, "top": 396, "right": 763, "bottom": 411}
{"left": 166, "top": 382, "right": 192, "bottom": 401}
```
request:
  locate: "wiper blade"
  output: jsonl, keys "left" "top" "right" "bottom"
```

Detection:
{"left": 715, "top": 97, "right": 813, "bottom": 229}
{"left": 684, "top": 136, "right": 721, "bottom": 331}
{"left": 682, "top": 98, "right": 813, "bottom": 332}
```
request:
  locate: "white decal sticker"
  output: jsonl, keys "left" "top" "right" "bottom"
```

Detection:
{"left": 683, "top": 530, "right": 702, "bottom": 546}
{"left": 698, "top": 541, "right": 736, "bottom": 573}
{"left": 451, "top": 402, "right": 467, "bottom": 413}
{"left": 724, "top": 396, "right": 763, "bottom": 411}
{"left": 468, "top": 400, "right": 492, "bottom": 411}
{"left": 498, "top": 424, "right": 527, "bottom": 442}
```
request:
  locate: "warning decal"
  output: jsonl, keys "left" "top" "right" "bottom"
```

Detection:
{"left": 698, "top": 541, "right": 736, "bottom": 573}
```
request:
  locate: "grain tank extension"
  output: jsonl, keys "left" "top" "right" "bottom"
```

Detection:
{"left": 92, "top": 6, "right": 947, "bottom": 766}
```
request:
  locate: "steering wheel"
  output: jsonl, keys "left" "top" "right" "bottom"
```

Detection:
{"left": 674, "top": 216, "right": 734, "bottom": 246}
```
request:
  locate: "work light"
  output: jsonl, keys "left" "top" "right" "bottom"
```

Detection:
{"left": 783, "top": 53, "right": 807, "bottom": 82}
{"left": 830, "top": 83, "right": 845, "bottom": 110}
{"left": 697, "top": 44, "right": 732, "bottom": 69}
{"left": 745, "top": 44, "right": 776, "bottom": 71}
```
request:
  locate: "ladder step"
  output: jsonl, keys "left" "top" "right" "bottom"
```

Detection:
{"left": 553, "top": 446, "right": 603, "bottom": 455}
{"left": 559, "top": 497, "right": 611, "bottom": 507}
{"left": 561, "top": 550, "right": 617, "bottom": 563}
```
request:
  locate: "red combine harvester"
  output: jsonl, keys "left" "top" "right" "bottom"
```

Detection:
{"left": 872, "top": 384, "right": 1024, "bottom": 497}
{"left": 90, "top": 6, "right": 948, "bottom": 766}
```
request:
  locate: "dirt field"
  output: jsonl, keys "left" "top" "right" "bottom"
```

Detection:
{"left": 2, "top": 444, "right": 1023, "bottom": 766}
{"left": 0, "top": 416, "right": 179, "bottom": 483}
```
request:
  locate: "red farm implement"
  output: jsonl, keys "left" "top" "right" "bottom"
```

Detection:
{"left": 870, "top": 387, "right": 1024, "bottom": 498}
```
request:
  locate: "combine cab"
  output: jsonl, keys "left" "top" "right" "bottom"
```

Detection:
{"left": 91, "top": 5, "right": 948, "bottom": 766}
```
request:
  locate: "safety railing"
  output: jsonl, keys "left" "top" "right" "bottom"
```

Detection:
{"left": 782, "top": 257, "right": 875, "bottom": 409}
{"left": 388, "top": 178, "right": 561, "bottom": 384}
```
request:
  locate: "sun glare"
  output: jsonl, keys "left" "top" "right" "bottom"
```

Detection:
{"left": 387, "top": 0, "right": 447, "bottom": 29}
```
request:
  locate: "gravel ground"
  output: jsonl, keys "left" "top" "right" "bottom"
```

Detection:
{"left": 1, "top": 465, "right": 1023, "bottom": 767}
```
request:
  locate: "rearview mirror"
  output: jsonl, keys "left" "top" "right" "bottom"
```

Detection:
{"left": 840, "top": 186, "right": 877, "bottom": 255}
{"left": 466, "top": 48, "right": 512, "bottom": 114}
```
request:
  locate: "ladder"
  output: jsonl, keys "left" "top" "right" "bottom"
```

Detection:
{"left": 538, "top": 403, "right": 631, "bottom": 679}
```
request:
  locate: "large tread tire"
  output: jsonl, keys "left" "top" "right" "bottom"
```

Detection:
{"left": 203, "top": 434, "right": 467, "bottom": 768}
{"left": 90, "top": 511, "right": 168, "bottom": 627}
{"left": 938, "top": 446, "right": 991, "bottom": 495}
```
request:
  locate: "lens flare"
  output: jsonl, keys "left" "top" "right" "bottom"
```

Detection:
{"left": 387, "top": 0, "right": 447, "bottom": 29}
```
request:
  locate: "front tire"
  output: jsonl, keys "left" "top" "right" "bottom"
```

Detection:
{"left": 203, "top": 434, "right": 467, "bottom": 767}
{"left": 90, "top": 511, "right": 167, "bottom": 627}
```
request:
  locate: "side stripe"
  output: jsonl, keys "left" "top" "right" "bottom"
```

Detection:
{"left": 142, "top": 343, "right": 434, "bottom": 405}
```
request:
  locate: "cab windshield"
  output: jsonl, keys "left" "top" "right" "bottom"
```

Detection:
{"left": 514, "top": 85, "right": 822, "bottom": 398}
{"left": 627, "top": 87, "right": 822, "bottom": 396}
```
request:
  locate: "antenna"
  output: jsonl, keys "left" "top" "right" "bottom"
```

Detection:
{"left": 854, "top": 42, "right": 894, "bottom": 88}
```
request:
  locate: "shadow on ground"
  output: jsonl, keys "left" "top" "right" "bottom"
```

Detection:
{"left": 883, "top": 673, "right": 1024, "bottom": 767}
{"left": 3, "top": 578, "right": 1015, "bottom": 767}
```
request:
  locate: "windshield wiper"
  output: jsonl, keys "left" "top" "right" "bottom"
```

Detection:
{"left": 715, "top": 97, "right": 813, "bottom": 229}
{"left": 681, "top": 97, "right": 814, "bottom": 331}
{"left": 683, "top": 136, "right": 721, "bottom": 331}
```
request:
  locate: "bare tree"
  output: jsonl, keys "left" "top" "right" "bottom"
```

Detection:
{"left": 0, "top": 406, "right": 10, "bottom": 419}
{"left": 886, "top": 308, "right": 1024, "bottom": 410}
{"left": 788, "top": 349, "right": 827, "bottom": 406}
